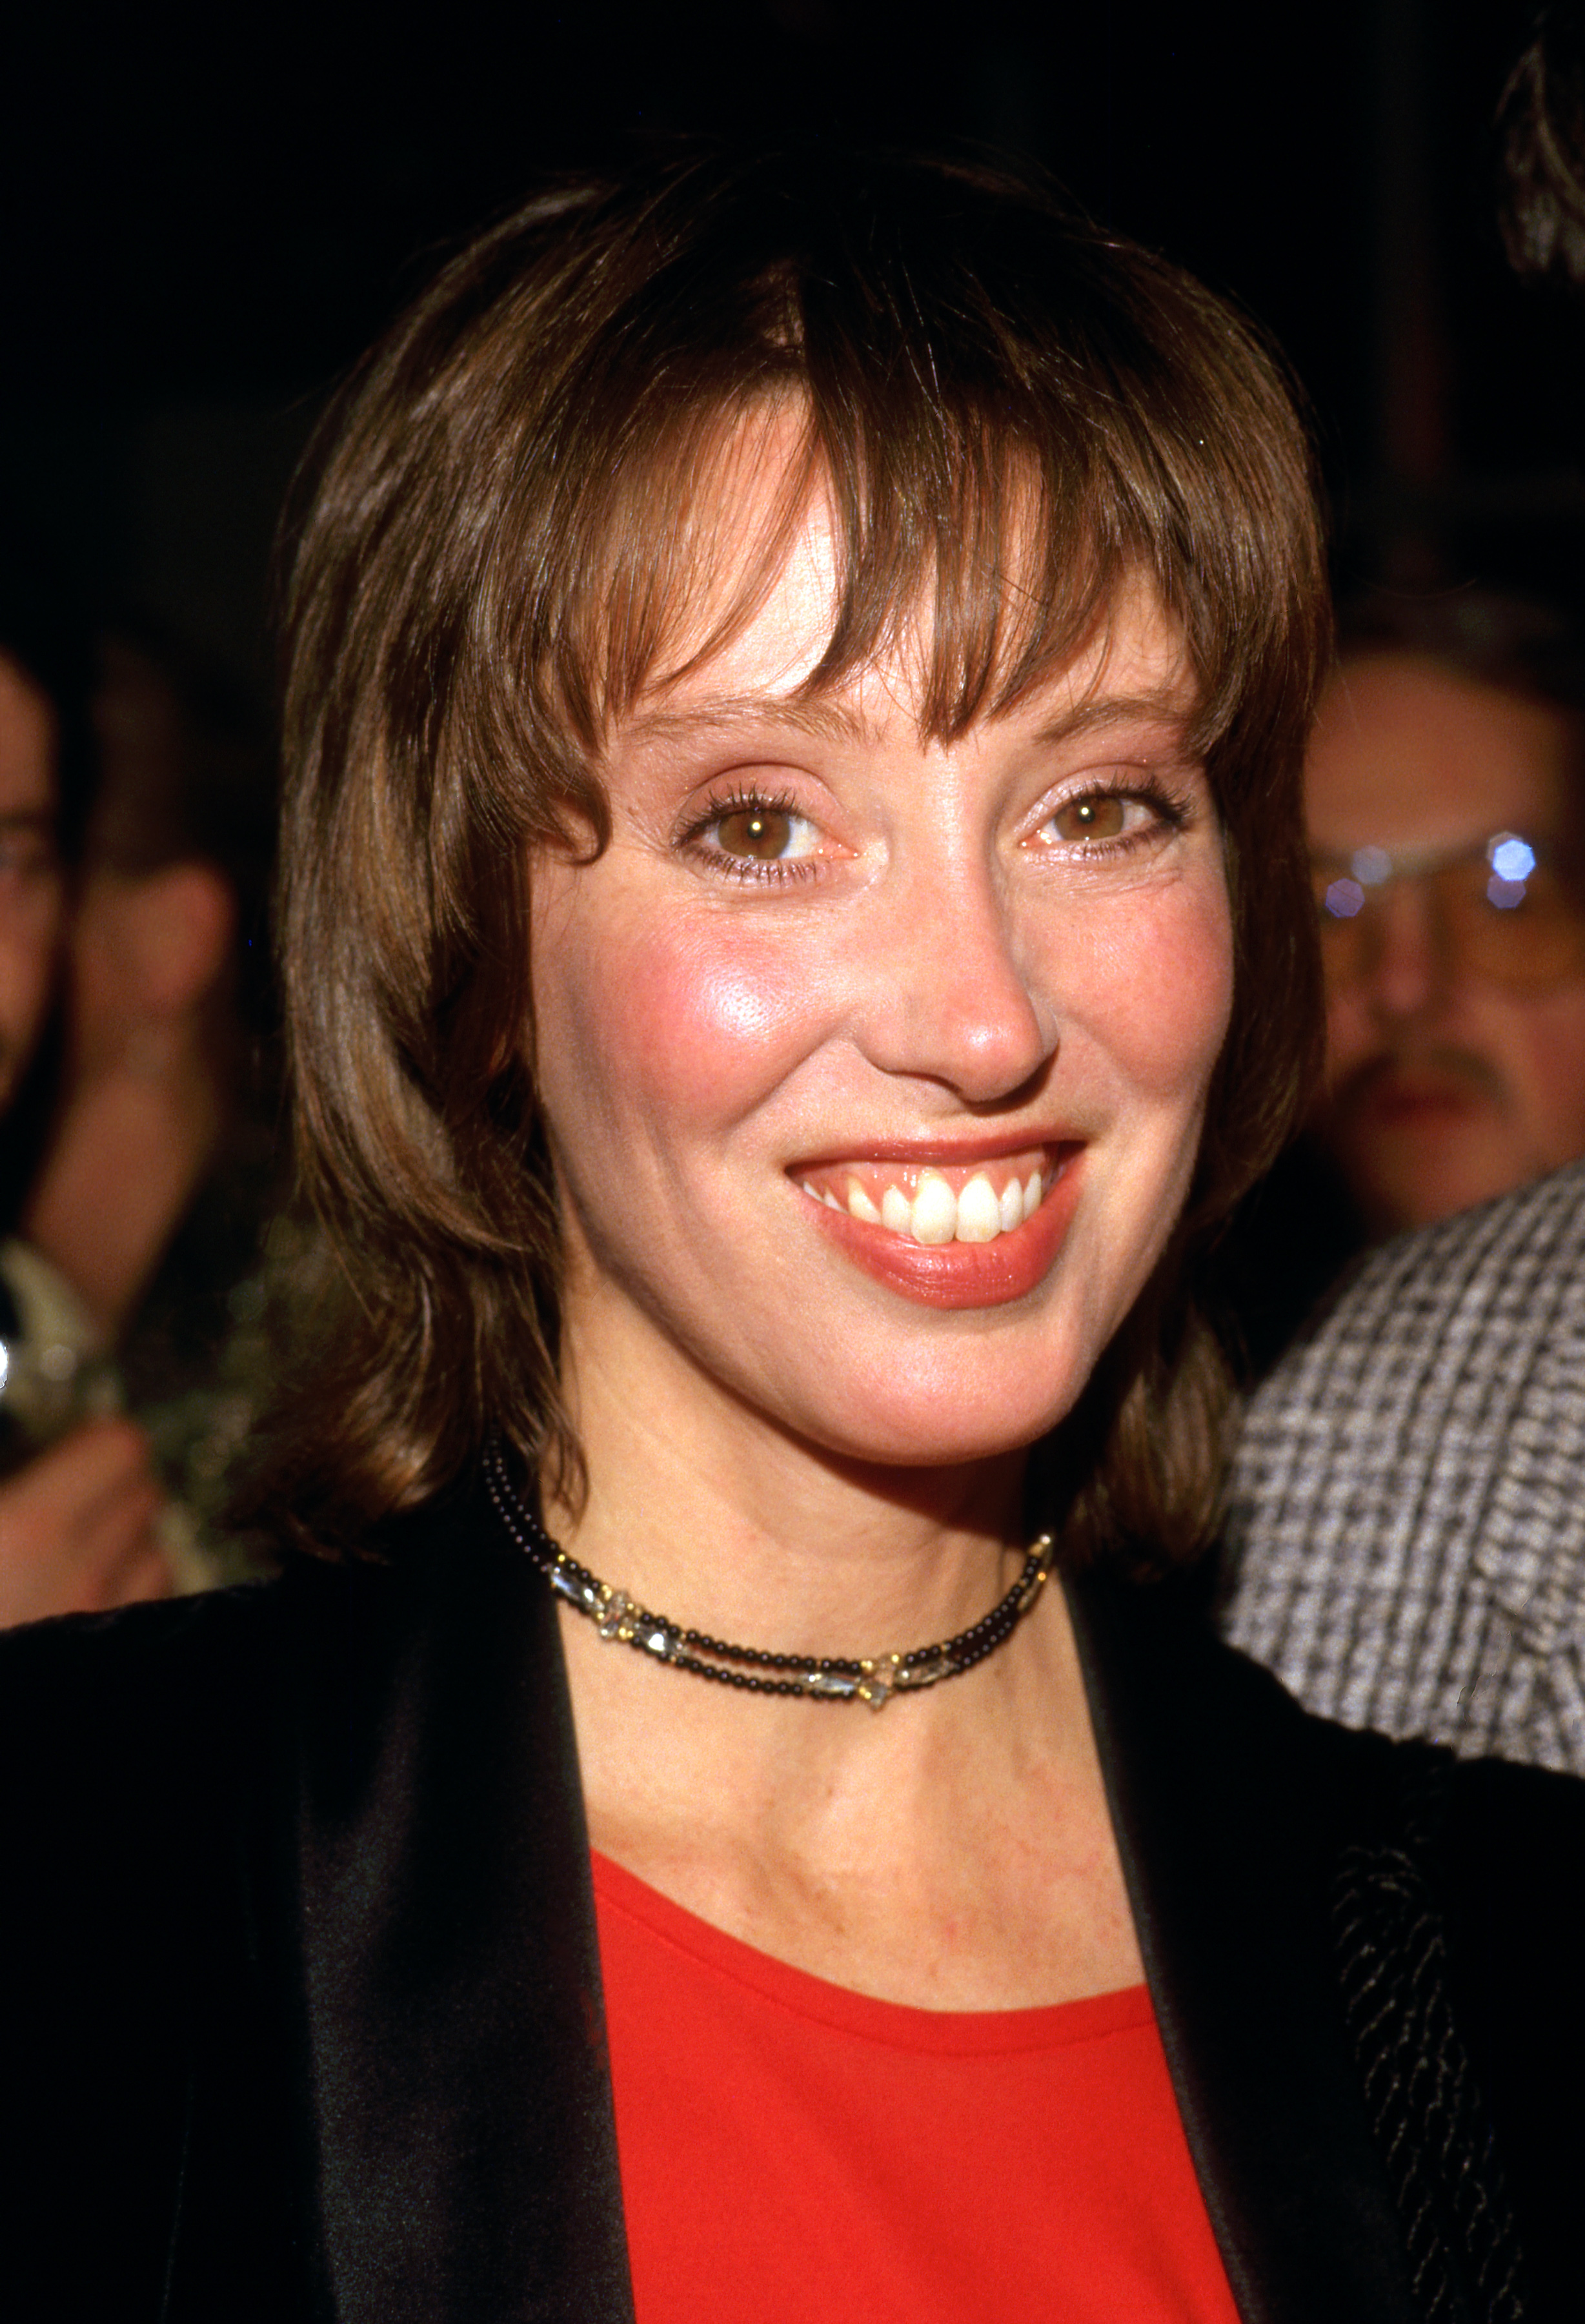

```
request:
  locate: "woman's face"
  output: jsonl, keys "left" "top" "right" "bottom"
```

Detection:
{"left": 529, "top": 483, "right": 1233, "bottom": 1472}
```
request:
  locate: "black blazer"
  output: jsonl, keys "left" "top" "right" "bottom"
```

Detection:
{"left": 2, "top": 1488, "right": 1582, "bottom": 2323}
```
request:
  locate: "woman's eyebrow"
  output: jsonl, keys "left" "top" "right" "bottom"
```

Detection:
{"left": 618, "top": 687, "right": 1195, "bottom": 758}
{"left": 1027, "top": 691, "right": 1196, "bottom": 749}
{"left": 616, "top": 695, "right": 878, "bottom": 756}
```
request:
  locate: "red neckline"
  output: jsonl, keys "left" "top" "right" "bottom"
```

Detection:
{"left": 591, "top": 1850, "right": 1151, "bottom": 2057}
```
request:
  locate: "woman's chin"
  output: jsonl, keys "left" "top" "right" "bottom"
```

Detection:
{"left": 768, "top": 1359, "right": 1091, "bottom": 1475}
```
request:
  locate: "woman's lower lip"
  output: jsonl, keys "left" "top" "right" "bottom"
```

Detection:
{"left": 802, "top": 1152, "right": 1084, "bottom": 1309}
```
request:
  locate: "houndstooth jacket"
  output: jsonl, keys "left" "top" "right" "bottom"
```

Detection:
{"left": 1221, "top": 1157, "right": 1585, "bottom": 1775}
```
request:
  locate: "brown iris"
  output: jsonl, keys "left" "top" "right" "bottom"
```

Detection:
{"left": 716, "top": 806, "right": 794, "bottom": 861}
{"left": 1053, "top": 795, "right": 1126, "bottom": 843}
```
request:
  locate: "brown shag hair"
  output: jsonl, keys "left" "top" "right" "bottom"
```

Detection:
{"left": 264, "top": 145, "right": 1329, "bottom": 1565}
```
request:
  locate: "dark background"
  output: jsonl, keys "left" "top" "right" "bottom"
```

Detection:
{"left": 5, "top": 0, "right": 1580, "bottom": 705}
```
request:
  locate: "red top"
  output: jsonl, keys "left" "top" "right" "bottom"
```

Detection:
{"left": 592, "top": 1852, "right": 1240, "bottom": 2324}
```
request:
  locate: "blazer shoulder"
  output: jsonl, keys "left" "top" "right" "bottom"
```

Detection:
{"left": 0, "top": 1577, "right": 286, "bottom": 1753}
{"left": 0, "top": 1522, "right": 436, "bottom": 1748}
{"left": 1442, "top": 1749, "right": 1585, "bottom": 1913}
{"left": 0, "top": 1545, "right": 427, "bottom": 2002}
{"left": 0, "top": 1582, "right": 307, "bottom": 1924}
{"left": 1075, "top": 1564, "right": 1405, "bottom": 1815}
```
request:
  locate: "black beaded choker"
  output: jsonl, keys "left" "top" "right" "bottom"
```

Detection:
{"left": 484, "top": 1443, "right": 1055, "bottom": 1709}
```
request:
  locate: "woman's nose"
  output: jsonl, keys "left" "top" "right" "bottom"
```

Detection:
{"left": 849, "top": 855, "right": 1055, "bottom": 1104}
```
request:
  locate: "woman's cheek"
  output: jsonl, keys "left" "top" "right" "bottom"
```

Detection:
{"left": 1078, "top": 879, "right": 1233, "bottom": 1098}
{"left": 587, "top": 919, "right": 823, "bottom": 1105}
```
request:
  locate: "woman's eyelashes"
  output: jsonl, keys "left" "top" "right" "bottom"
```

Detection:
{"left": 1029, "top": 778, "right": 1192, "bottom": 857}
{"left": 676, "top": 788, "right": 827, "bottom": 882}
{"left": 673, "top": 771, "right": 1196, "bottom": 886}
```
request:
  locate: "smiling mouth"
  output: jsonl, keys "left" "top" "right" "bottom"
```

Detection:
{"left": 793, "top": 1147, "right": 1065, "bottom": 1247}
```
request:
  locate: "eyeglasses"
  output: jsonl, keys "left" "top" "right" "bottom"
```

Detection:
{"left": 1310, "top": 830, "right": 1585, "bottom": 994}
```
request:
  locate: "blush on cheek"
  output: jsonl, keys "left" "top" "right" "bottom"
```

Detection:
{"left": 591, "top": 926, "right": 818, "bottom": 1099}
{"left": 1085, "top": 890, "right": 1233, "bottom": 1097}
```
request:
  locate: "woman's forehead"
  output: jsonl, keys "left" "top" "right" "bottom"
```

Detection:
{"left": 621, "top": 507, "right": 1195, "bottom": 749}
{"left": 579, "top": 400, "right": 1187, "bottom": 752}
{"left": 663, "top": 466, "right": 843, "bottom": 706}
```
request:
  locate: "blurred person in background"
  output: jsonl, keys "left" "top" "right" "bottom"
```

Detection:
{"left": 1222, "top": 2, "right": 1585, "bottom": 1777}
{"left": 14, "top": 622, "right": 286, "bottom": 1594}
{"left": 0, "top": 543, "right": 168, "bottom": 1621}
{"left": 1308, "top": 590, "right": 1585, "bottom": 1238}
{"left": 1211, "top": 586, "right": 1585, "bottom": 1380}
{"left": 0, "top": 639, "right": 70, "bottom": 1118}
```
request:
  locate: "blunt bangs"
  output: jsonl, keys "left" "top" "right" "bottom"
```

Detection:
{"left": 547, "top": 396, "right": 1129, "bottom": 766}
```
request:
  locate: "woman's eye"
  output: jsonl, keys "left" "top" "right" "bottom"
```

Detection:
{"left": 694, "top": 799, "right": 820, "bottom": 865}
{"left": 1036, "top": 788, "right": 1176, "bottom": 850}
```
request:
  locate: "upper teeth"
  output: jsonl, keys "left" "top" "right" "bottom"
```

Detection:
{"left": 803, "top": 1166, "right": 1046, "bottom": 1246}
{"left": 911, "top": 1173, "right": 959, "bottom": 1245}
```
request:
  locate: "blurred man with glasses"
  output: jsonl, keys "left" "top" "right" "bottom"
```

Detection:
{"left": 1309, "top": 595, "right": 1585, "bottom": 1234}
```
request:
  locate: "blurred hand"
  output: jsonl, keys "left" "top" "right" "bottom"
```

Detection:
{"left": 0, "top": 1418, "right": 172, "bottom": 1627}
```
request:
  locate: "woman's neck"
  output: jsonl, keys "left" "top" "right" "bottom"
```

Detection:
{"left": 543, "top": 1305, "right": 1140, "bottom": 2013}
{"left": 547, "top": 1304, "right": 1031, "bottom": 1664}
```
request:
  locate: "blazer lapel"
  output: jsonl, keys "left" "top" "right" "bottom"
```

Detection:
{"left": 281, "top": 1494, "right": 636, "bottom": 2324}
{"left": 1067, "top": 1567, "right": 1419, "bottom": 2324}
